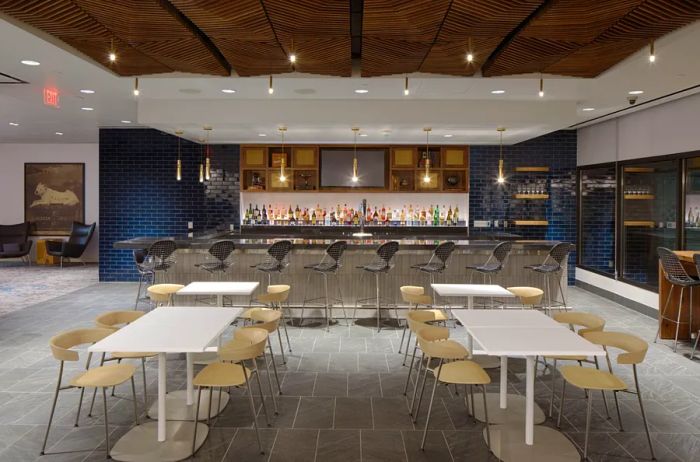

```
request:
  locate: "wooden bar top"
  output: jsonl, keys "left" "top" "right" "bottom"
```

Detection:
{"left": 673, "top": 250, "right": 700, "bottom": 263}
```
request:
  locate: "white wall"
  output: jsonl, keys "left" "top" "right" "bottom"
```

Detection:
{"left": 0, "top": 143, "right": 99, "bottom": 262}
{"left": 578, "top": 92, "right": 700, "bottom": 165}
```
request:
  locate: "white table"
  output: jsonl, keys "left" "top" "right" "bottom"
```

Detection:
{"left": 89, "top": 306, "right": 242, "bottom": 460}
{"left": 454, "top": 310, "right": 604, "bottom": 447}
{"left": 431, "top": 283, "right": 515, "bottom": 309}
{"left": 177, "top": 281, "right": 259, "bottom": 307}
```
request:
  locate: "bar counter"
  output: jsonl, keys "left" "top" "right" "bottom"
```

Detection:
{"left": 114, "top": 227, "right": 568, "bottom": 314}
{"left": 658, "top": 250, "right": 700, "bottom": 340}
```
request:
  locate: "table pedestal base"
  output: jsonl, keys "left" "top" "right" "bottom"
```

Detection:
{"left": 110, "top": 421, "right": 208, "bottom": 462}
{"left": 148, "top": 389, "right": 229, "bottom": 421}
{"left": 471, "top": 393, "right": 545, "bottom": 425}
{"left": 484, "top": 424, "right": 579, "bottom": 462}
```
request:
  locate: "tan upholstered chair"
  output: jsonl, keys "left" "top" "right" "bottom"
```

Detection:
{"left": 147, "top": 283, "right": 184, "bottom": 307}
{"left": 557, "top": 331, "right": 655, "bottom": 461}
{"left": 507, "top": 286, "right": 544, "bottom": 309}
{"left": 398, "top": 286, "right": 448, "bottom": 356}
{"left": 42, "top": 328, "right": 138, "bottom": 457}
{"left": 191, "top": 328, "right": 271, "bottom": 456}
{"left": 413, "top": 326, "right": 491, "bottom": 450}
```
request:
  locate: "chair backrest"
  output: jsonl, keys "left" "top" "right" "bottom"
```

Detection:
{"left": 209, "top": 240, "right": 235, "bottom": 263}
{"left": 268, "top": 240, "right": 293, "bottom": 263}
{"left": 406, "top": 309, "right": 440, "bottom": 332}
{"left": 416, "top": 327, "right": 468, "bottom": 359}
{"left": 248, "top": 308, "right": 282, "bottom": 333}
{"left": 493, "top": 241, "right": 513, "bottom": 266}
{"left": 326, "top": 240, "right": 348, "bottom": 263}
{"left": 553, "top": 311, "right": 605, "bottom": 336}
{"left": 265, "top": 284, "right": 291, "bottom": 302}
{"left": 95, "top": 310, "right": 144, "bottom": 330}
{"left": 148, "top": 240, "right": 177, "bottom": 262}
{"left": 548, "top": 242, "right": 572, "bottom": 266}
{"left": 376, "top": 241, "right": 399, "bottom": 264}
{"left": 400, "top": 285, "right": 426, "bottom": 304}
{"left": 49, "top": 328, "right": 114, "bottom": 362}
{"left": 583, "top": 331, "right": 648, "bottom": 365}
{"left": 658, "top": 247, "right": 694, "bottom": 284}
{"left": 220, "top": 327, "right": 268, "bottom": 362}
{"left": 0, "top": 222, "right": 29, "bottom": 245}
{"left": 67, "top": 222, "right": 96, "bottom": 247}
{"left": 433, "top": 241, "right": 456, "bottom": 264}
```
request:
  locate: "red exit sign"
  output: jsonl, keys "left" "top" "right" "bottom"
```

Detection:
{"left": 43, "top": 87, "right": 59, "bottom": 107}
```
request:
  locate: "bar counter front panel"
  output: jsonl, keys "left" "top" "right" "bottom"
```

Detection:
{"left": 116, "top": 229, "right": 567, "bottom": 315}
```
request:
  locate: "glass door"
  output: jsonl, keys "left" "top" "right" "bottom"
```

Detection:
{"left": 579, "top": 165, "right": 616, "bottom": 276}
{"left": 684, "top": 157, "right": 700, "bottom": 249}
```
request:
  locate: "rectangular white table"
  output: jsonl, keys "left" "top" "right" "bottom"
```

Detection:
{"left": 454, "top": 310, "right": 605, "bottom": 446}
{"left": 89, "top": 306, "right": 242, "bottom": 442}
{"left": 177, "top": 281, "right": 259, "bottom": 307}
{"left": 431, "top": 283, "right": 516, "bottom": 309}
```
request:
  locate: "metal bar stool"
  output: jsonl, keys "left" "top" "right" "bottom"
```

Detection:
{"left": 251, "top": 240, "right": 293, "bottom": 288}
{"left": 689, "top": 253, "right": 700, "bottom": 359}
{"left": 194, "top": 240, "right": 236, "bottom": 305}
{"left": 524, "top": 242, "right": 571, "bottom": 313}
{"left": 466, "top": 241, "right": 512, "bottom": 307}
{"left": 354, "top": 241, "right": 400, "bottom": 331}
{"left": 410, "top": 241, "right": 456, "bottom": 303}
{"left": 655, "top": 247, "right": 699, "bottom": 352}
{"left": 134, "top": 240, "right": 177, "bottom": 309}
{"left": 301, "top": 240, "right": 348, "bottom": 328}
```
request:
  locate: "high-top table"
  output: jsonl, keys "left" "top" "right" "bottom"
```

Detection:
{"left": 454, "top": 310, "right": 605, "bottom": 461}
{"left": 89, "top": 306, "right": 242, "bottom": 461}
{"left": 431, "top": 283, "right": 516, "bottom": 309}
{"left": 177, "top": 281, "right": 260, "bottom": 307}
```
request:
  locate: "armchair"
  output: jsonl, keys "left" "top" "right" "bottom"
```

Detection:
{"left": 0, "top": 222, "right": 33, "bottom": 265}
{"left": 46, "top": 221, "right": 96, "bottom": 267}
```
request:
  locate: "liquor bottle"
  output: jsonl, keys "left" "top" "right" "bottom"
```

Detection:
{"left": 373, "top": 207, "right": 379, "bottom": 224}
{"left": 253, "top": 204, "right": 260, "bottom": 224}
{"left": 311, "top": 209, "right": 317, "bottom": 225}
{"left": 295, "top": 205, "right": 301, "bottom": 221}
{"left": 400, "top": 207, "right": 406, "bottom": 226}
{"left": 408, "top": 204, "right": 414, "bottom": 225}
{"left": 261, "top": 205, "right": 268, "bottom": 225}
{"left": 446, "top": 206, "right": 453, "bottom": 225}
{"left": 381, "top": 205, "right": 386, "bottom": 223}
{"left": 386, "top": 208, "right": 392, "bottom": 223}
{"left": 433, "top": 204, "right": 440, "bottom": 226}
{"left": 453, "top": 206, "right": 459, "bottom": 225}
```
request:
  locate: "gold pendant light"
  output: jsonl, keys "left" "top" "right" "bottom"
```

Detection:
{"left": 198, "top": 136, "right": 205, "bottom": 183}
{"left": 351, "top": 127, "right": 360, "bottom": 183}
{"left": 497, "top": 127, "right": 506, "bottom": 184}
{"left": 423, "top": 127, "right": 432, "bottom": 183}
{"left": 175, "top": 130, "right": 183, "bottom": 181}
{"left": 278, "top": 126, "right": 287, "bottom": 182}
{"left": 204, "top": 126, "right": 212, "bottom": 181}
{"left": 133, "top": 77, "right": 140, "bottom": 96}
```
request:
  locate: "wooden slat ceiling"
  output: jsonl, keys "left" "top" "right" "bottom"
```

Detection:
{"left": 0, "top": 0, "right": 698, "bottom": 78}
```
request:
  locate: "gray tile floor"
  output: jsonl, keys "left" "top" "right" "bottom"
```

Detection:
{"left": 0, "top": 283, "right": 699, "bottom": 461}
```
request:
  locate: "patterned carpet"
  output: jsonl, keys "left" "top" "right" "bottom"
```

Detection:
{"left": 0, "top": 262, "right": 99, "bottom": 316}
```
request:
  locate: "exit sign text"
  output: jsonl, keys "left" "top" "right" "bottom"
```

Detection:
{"left": 43, "top": 87, "right": 59, "bottom": 107}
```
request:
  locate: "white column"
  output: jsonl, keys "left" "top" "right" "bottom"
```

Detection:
{"left": 186, "top": 353, "right": 194, "bottom": 406}
{"left": 500, "top": 356, "right": 508, "bottom": 409}
{"left": 525, "top": 355, "right": 535, "bottom": 445}
{"left": 158, "top": 352, "right": 167, "bottom": 442}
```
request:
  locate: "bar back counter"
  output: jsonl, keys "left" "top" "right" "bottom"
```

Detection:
{"left": 115, "top": 226, "right": 568, "bottom": 315}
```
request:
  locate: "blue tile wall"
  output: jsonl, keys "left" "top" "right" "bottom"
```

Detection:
{"left": 580, "top": 171, "right": 616, "bottom": 275}
{"left": 470, "top": 130, "right": 577, "bottom": 284}
{"left": 99, "top": 128, "right": 239, "bottom": 281}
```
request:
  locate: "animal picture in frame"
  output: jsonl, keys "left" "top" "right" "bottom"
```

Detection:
{"left": 25, "top": 163, "right": 85, "bottom": 236}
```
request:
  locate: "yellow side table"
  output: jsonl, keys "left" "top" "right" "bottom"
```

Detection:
{"left": 35, "top": 239, "right": 57, "bottom": 265}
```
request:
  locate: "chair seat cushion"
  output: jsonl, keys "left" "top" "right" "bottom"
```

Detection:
{"left": 560, "top": 365, "right": 627, "bottom": 391}
{"left": 436, "top": 360, "right": 490, "bottom": 385}
{"left": 525, "top": 263, "right": 560, "bottom": 273}
{"left": 411, "top": 262, "right": 445, "bottom": 273}
{"left": 465, "top": 262, "right": 501, "bottom": 273}
{"left": 426, "top": 309, "right": 449, "bottom": 322}
{"left": 111, "top": 351, "right": 158, "bottom": 359}
{"left": 194, "top": 362, "right": 252, "bottom": 387}
{"left": 70, "top": 364, "right": 136, "bottom": 388}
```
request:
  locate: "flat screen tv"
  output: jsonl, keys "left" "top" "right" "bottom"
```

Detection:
{"left": 320, "top": 148, "right": 386, "bottom": 188}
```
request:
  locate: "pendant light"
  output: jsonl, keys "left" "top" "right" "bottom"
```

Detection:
{"left": 351, "top": 127, "right": 360, "bottom": 183}
{"left": 108, "top": 38, "right": 117, "bottom": 62}
{"left": 133, "top": 77, "right": 140, "bottom": 96}
{"left": 497, "top": 127, "right": 506, "bottom": 184}
{"left": 649, "top": 40, "right": 656, "bottom": 63}
{"left": 204, "top": 126, "right": 212, "bottom": 180}
{"left": 538, "top": 77, "right": 544, "bottom": 98}
{"left": 175, "top": 130, "right": 183, "bottom": 181}
{"left": 404, "top": 76, "right": 409, "bottom": 96}
{"left": 278, "top": 126, "right": 287, "bottom": 182}
{"left": 268, "top": 75, "right": 274, "bottom": 95}
{"left": 198, "top": 136, "right": 205, "bottom": 183}
{"left": 466, "top": 37, "right": 474, "bottom": 63}
{"left": 423, "top": 127, "right": 432, "bottom": 184}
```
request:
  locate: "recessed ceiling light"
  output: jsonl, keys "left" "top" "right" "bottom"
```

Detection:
{"left": 9, "top": 122, "right": 19, "bottom": 126}
{"left": 81, "top": 107, "right": 94, "bottom": 111}
{"left": 55, "top": 132, "right": 63, "bottom": 135}
{"left": 80, "top": 89, "right": 95, "bottom": 94}
{"left": 258, "top": 133, "right": 267, "bottom": 137}
{"left": 491, "top": 90, "right": 505, "bottom": 94}
{"left": 354, "top": 89, "right": 369, "bottom": 94}
{"left": 221, "top": 89, "right": 236, "bottom": 94}
{"left": 121, "top": 120, "right": 132, "bottom": 124}
{"left": 21, "top": 60, "right": 40, "bottom": 66}
{"left": 359, "top": 133, "right": 368, "bottom": 137}
{"left": 443, "top": 134, "right": 454, "bottom": 138}
{"left": 582, "top": 107, "right": 595, "bottom": 112}
{"left": 628, "top": 90, "right": 644, "bottom": 95}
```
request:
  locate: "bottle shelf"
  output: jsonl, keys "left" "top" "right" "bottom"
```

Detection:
{"left": 513, "top": 220, "right": 548, "bottom": 226}
{"left": 513, "top": 194, "right": 549, "bottom": 199}
{"left": 624, "top": 194, "right": 655, "bottom": 200}
{"left": 624, "top": 220, "right": 655, "bottom": 227}
{"left": 514, "top": 166, "right": 550, "bottom": 173}
{"left": 623, "top": 167, "right": 655, "bottom": 173}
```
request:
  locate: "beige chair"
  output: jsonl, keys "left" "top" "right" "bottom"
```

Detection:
{"left": 87, "top": 310, "right": 156, "bottom": 415}
{"left": 403, "top": 310, "right": 444, "bottom": 398}
{"left": 507, "top": 286, "right": 544, "bottom": 309}
{"left": 557, "top": 331, "right": 655, "bottom": 461}
{"left": 414, "top": 326, "right": 491, "bottom": 450}
{"left": 147, "top": 283, "right": 183, "bottom": 307}
{"left": 192, "top": 327, "right": 271, "bottom": 456}
{"left": 42, "top": 328, "right": 139, "bottom": 457}
{"left": 241, "top": 308, "right": 285, "bottom": 407}
{"left": 255, "top": 284, "right": 292, "bottom": 354}
{"left": 546, "top": 312, "right": 606, "bottom": 417}
{"left": 398, "top": 286, "right": 448, "bottom": 356}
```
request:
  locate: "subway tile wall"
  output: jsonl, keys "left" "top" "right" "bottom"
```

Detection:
{"left": 469, "top": 130, "right": 578, "bottom": 284}
{"left": 99, "top": 128, "right": 239, "bottom": 281}
{"left": 579, "top": 172, "right": 616, "bottom": 275}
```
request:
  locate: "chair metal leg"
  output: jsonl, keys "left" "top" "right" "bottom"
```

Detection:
{"left": 88, "top": 352, "right": 106, "bottom": 417}
{"left": 482, "top": 385, "right": 491, "bottom": 450}
{"left": 130, "top": 377, "right": 139, "bottom": 425}
{"left": 276, "top": 329, "right": 287, "bottom": 365}
{"left": 192, "top": 387, "right": 202, "bottom": 455}
{"left": 633, "top": 366, "right": 656, "bottom": 460}
{"left": 41, "top": 363, "right": 63, "bottom": 455}
{"left": 253, "top": 367, "right": 271, "bottom": 427}
{"left": 398, "top": 324, "right": 407, "bottom": 355}
{"left": 655, "top": 284, "right": 674, "bottom": 344}
{"left": 583, "top": 392, "right": 593, "bottom": 461}
{"left": 420, "top": 360, "right": 442, "bottom": 450}
{"left": 403, "top": 330, "right": 414, "bottom": 366}
{"left": 548, "top": 359, "right": 557, "bottom": 418}
{"left": 263, "top": 353, "right": 279, "bottom": 413}
{"left": 102, "top": 388, "right": 111, "bottom": 458}
{"left": 278, "top": 302, "right": 293, "bottom": 353}
{"left": 674, "top": 287, "right": 685, "bottom": 352}
{"left": 691, "top": 330, "right": 700, "bottom": 360}
{"left": 244, "top": 369, "right": 265, "bottom": 454}
{"left": 403, "top": 342, "right": 418, "bottom": 395}
{"left": 207, "top": 385, "right": 214, "bottom": 425}
{"left": 409, "top": 352, "right": 425, "bottom": 414}
{"left": 557, "top": 379, "right": 566, "bottom": 428}
{"left": 324, "top": 274, "right": 331, "bottom": 331}
{"left": 75, "top": 387, "right": 85, "bottom": 426}
{"left": 142, "top": 358, "right": 148, "bottom": 410}
{"left": 376, "top": 273, "right": 381, "bottom": 332}
{"left": 413, "top": 357, "right": 431, "bottom": 423}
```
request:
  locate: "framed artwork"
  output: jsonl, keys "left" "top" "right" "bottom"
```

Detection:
{"left": 24, "top": 163, "right": 85, "bottom": 236}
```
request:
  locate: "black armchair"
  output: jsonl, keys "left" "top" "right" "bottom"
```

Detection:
{"left": 46, "top": 221, "right": 96, "bottom": 267}
{"left": 0, "top": 222, "right": 33, "bottom": 264}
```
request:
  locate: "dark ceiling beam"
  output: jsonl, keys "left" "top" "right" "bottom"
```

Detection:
{"left": 160, "top": 0, "right": 231, "bottom": 75}
{"left": 480, "top": 0, "right": 554, "bottom": 77}
{"left": 417, "top": 0, "right": 454, "bottom": 72}
{"left": 350, "top": 0, "right": 363, "bottom": 59}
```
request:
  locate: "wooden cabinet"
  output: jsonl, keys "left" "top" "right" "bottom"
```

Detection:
{"left": 241, "top": 146, "right": 267, "bottom": 168}
{"left": 292, "top": 146, "right": 318, "bottom": 168}
{"left": 442, "top": 147, "right": 468, "bottom": 168}
{"left": 391, "top": 147, "right": 416, "bottom": 168}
